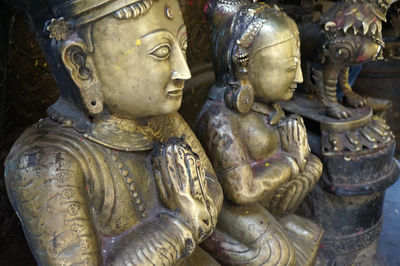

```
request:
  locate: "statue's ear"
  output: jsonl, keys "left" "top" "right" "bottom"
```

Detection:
{"left": 60, "top": 37, "right": 103, "bottom": 115}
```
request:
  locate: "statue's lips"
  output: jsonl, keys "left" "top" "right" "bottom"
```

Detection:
{"left": 167, "top": 88, "right": 183, "bottom": 96}
{"left": 289, "top": 84, "right": 297, "bottom": 91}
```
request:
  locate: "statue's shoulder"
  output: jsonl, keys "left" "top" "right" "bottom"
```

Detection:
{"left": 197, "top": 99, "right": 237, "bottom": 132}
{"left": 6, "top": 118, "right": 82, "bottom": 158}
{"left": 3, "top": 120, "right": 89, "bottom": 219}
{"left": 4, "top": 118, "right": 86, "bottom": 186}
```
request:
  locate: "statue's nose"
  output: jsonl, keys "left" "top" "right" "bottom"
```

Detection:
{"left": 171, "top": 48, "right": 191, "bottom": 81}
{"left": 294, "top": 64, "right": 303, "bottom": 84}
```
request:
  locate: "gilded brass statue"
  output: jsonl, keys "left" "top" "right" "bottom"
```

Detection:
{"left": 197, "top": 1, "right": 323, "bottom": 265}
{"left": 301, "top": 0, "right": 398, "bottom": 119}
{"left": 4, "top": 0, "right": 223, "bottom": 264}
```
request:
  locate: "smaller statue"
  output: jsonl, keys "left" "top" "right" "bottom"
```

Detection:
{"left": 4, "top": 0, "right": 223, "bottom": 265}
{"left": 301, "top": 0, "right": 398, "bottom": 119}
{"left": 197, "top": 1, "right": 323, "bottom": 265}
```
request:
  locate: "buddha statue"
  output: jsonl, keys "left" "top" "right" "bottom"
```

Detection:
{"left": 4, "top": 0, "right": 223, "bottom": 265}
{"left": 197, "top": 1, "right": 323, "bottom": 265}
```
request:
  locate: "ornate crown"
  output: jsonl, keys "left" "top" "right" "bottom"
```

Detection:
{"left": 46, "top": 0, "right": 156, "bottom": 40}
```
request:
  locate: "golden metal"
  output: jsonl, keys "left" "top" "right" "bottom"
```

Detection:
{"left": 4, "top": 0, "right": 223, "bottom": 264}
{"left": 197, "top": 1, "right": 323, "bottom": 265}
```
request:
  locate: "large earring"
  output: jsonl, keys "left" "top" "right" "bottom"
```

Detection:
{"left": 225, "top": 81, "right": 254, "bottom": 114}
{"left": 225, "top": 46, "right": 254, "bottom": 113}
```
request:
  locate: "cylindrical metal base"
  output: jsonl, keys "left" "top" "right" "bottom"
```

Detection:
{"left": 299, "top": 185, "right": 385, "bottom": 266}
{"left": 299, "top": 131, "right": 399, "bottom": 266}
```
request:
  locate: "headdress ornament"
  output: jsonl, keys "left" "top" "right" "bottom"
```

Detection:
{"left": 46, "top": 0, "right": 155, "bottom": 40}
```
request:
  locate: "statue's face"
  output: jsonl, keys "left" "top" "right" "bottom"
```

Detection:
{"left": 91, "top": 1, "right": 190, "bottom": 119}
{"left": 248, "top": 37, "right": 303, "bottom": 103}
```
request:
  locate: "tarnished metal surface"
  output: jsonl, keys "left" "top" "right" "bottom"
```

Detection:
{"left": 353, "top": 57, "right": 400, "bottom": 157}
{"left": 196, "top": 1, "right": 323, "bottom": 265}
{"left": 285, "top": 78, "right": 399, "bottom": 266}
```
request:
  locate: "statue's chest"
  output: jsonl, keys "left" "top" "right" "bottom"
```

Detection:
{"left": 91, "top": 148, "right": 159, "bottom": 237}
{"left": 237, "top": 113, "right": 280, "bottom": 161}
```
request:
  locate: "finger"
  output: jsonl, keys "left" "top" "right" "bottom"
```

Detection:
{"left": 294, "top": 120, "right": 300, "bottom": 142}
{"left": 195, "top": 164, "right": 217, "bottom": 228}
{"left": 302, "top": 172, "right": 317, "bottom": 195}
{"left": 308, "top": 153, "right": 320, "bottom": 165}
{"left": 287, "top": 192, "right": 305, "bottom": 213}
{"left": 286, "top": 119, "right": 293, "bottom": 143}
{"left": 305, "top": 162, "right": 321, "bottom": 183}
{"left": 205, "top": 197, "right": 218, "bottom": 229}
{"left": 288, "top": 119, "right": 296, "bottom": 144}
{"left": 202, "top": 172, "right": 218, "bottom": 226}
{"left": 268, "top": 186, "right": 286, "bottom": 213}
{"left": 287, "top": 179, "right": 305, "bottom": 210}
{"left": 154, "top": 169, "right": 169, "bottom": 202}
{"left": 298, "top": 115, "right": 305, "bottom": 127}
{"left": 299, "top": 123, "right": 308, "bottom": 145}
{"left": 197, "top": 162, "right": 208, "bottom": 192}
{"left": 296, "top": 173, "right": 312, "bottom": 195}
{"left": 196, "top": 164, "right": 210, "bottom": 204}
{"left": 171, "top": 144, "right": 188, "bottom": 191}
{"left": 305, "top": 171, "right": 314, "bottom": 192}
{"left": 159, "top": 144, "right": 175, "bottom": 197}
{"left": 307, "top": 156, "right": 323, "bottom": 181}
{"left": 185, "top": 153, "right": 204, "bottom": 201}
{"left": 276, "top": 184, "right": 297, "bottom": 215}
{"left": 280, "top": 130, "right": 289, "bottom": 149}
{"left": 279, "top": 123, "right": 289, "bottom": 147}
{"left": 283, "top": 120, "right": 291, "bottom": 144}
{"left": 284, "top": 180, "right": 304, "bottom": 213}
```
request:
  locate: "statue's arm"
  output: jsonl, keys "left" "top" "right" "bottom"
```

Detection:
{"left": 5, "top": 146, "right": 208, "bottom": 266}
{"left": 199, "top": 112, "right": 292, "bottom": 205}
{"left": 106, "top": 214, "right": 196, "bottom": 265}
{"left": 4, "top": 146, "right": 101, "bottom": 265}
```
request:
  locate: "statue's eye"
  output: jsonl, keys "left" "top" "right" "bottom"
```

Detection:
{"left": 181, "top": 38, "right": 188, "bottom": 53}
{"left": 149, "top": 44, "right": 171, "bottom": 59}
{"left": 287, "top": 65, "right": 297, "bottom": 73}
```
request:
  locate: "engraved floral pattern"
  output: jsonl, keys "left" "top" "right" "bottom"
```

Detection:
{"left": 46, "top": 17, "right": 74, "bottom": 41}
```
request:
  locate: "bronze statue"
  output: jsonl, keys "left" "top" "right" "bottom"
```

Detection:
{"left": 300, "top": 0, "right": 398, "bottom": 119}
{"left": 197, "top": 1, "right": 323, "bottom": 265}
{"left": 4, "top": 0, "right": 223, "bottom": 264}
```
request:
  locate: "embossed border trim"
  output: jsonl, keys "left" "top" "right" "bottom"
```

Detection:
{"left": 322, "top": 218, "right": 383, "bottom": 254}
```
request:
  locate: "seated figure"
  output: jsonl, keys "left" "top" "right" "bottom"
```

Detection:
{"left": 197, "top": 1, "right": 323, "bottom": 265}
{"left": 4, "top": 0, "right": 223, "bottom": 265}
